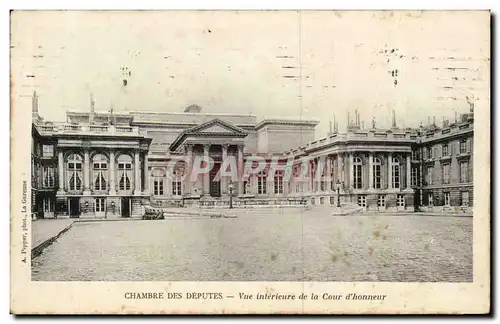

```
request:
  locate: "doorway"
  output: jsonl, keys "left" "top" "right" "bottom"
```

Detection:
{"left": 121, "top": 197, "right": 131, "bottom": 217}
{"left": 68, "top": 198, "right": 80, "bottom": 218}
{"left": 209, "top": 163, "right": 221, "bottom": 197}
{"left": 42, "top": 197, "right": 54, "bottom": 218}
{"left": 95, "top": 198, "right": 106, "bottom": 218}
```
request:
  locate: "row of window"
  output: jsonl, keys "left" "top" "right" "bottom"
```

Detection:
{"left": 66, "top": 172, "right": 133, "bottom": 191}
{"left": 426, "top": 191, "right": 470, "bottom": 207}
{"left": 425, "top": 161, "right": 470, "bottom": 185}
{"left": 424, "top": 138, "right": 471, "bottom": 160}
{"left": 357, "top": 194, "right": 406, "bottom": 208}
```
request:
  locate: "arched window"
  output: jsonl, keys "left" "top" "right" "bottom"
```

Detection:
{"left": 92, "top": 153, "right": 108, "bottom": 191}
{"left": 373, "top": 157, "right": 382, "bottom": 189}
{"left": 258, "top": 171, "right": 267, "bottom": 195}
{"left": 67, "top": 154, "right": 82, "bottom": 191}
{"left": 353, "top": 157, "right": 363, "bottom": 189}
{"left": 117, "top": 154, "right": 133, "bottom": 191}
{"left": 392, "top": 157, "right": 400, "bottom": 189}
{"left": 152, "top": 168, "right": 165, "bottom": 196}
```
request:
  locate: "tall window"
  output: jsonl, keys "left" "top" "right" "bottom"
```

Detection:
{"left": 92, "top": 154, "right": 108, "bottom": 191}
{"left": 444, "top": 192, "right": 451, "bottom": 206}
{"left": 117, "top": 155, "right": 133, "bottom": 191}
{"left": 461, "top": 191, "right": 470, "bottom": 206}
{"left": 411, "top": 167, "right": 418, "bottom": 187}
{"left": 274, "top": 171, "right": 284, "bottom": 194}
{"left": 411, "top": 150, "right": 419, "bottom": 160}
{"left": 442, "top": 143, "right": 449, "bottom": 156}
{"left": 427, "top": 147, "right": 433, "bottom": 159}
{"left": 42, "top": 145, "right": 54, "bottom": 157}
{"left": 295, "top": 182, "right": 303, "bottom": 193}
{"left": 67, "top": 154, "right": 82, "bottom": 191}
{"left": 172, "top": 171, "right": 182, "bottom": 196}
{"left": 353, "top": 157, "right": 363, "bottom": 189}
{"left": 392, "top": 157, "right": 400, "bottom": 189}
{"left": 460, "top": 161, "right": 469, "bottom": 183}
{"left": 459, "top": 139, "right": 467, "bottom": 154}
{"left": 428, "top": 192, "right": 434, "bottom": 206}
{"left": 258, "top": 171, "right": 267, "bottom": 194}
{"left": 442, "top": 163, "right": 451, "bottom": 184}
{"left": 373, "top": 157, "right": 381, "bottom": 189}
{"left": 152, "top": 168, "right": 165, "bottom": 196}
{"left": 426, "top": 166, "right": 433, "bottom": 185}
{"left": 42, "top": 166, "right": 55, "bottom": 188}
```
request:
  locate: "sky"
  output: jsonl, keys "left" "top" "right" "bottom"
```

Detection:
{"left": 11, "top": 10, "right": 490, "bottom": 137}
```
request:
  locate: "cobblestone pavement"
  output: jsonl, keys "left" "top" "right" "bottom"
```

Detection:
{"left": 32, "top": 209, "right": 472, "bottom": 282}
{"left": 32, "top": 219, "right": 74, "bottom": 248}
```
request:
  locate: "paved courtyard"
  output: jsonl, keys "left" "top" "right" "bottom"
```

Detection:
{"left": 32, "top": 209, "right": 472, "bottom": 282}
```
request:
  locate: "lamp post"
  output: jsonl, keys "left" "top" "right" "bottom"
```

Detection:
{"left": 336, "top": 179, "right": 342, "bottom": 207}
{"left": 228, "top": 180, "right": 234, "bottom": 209}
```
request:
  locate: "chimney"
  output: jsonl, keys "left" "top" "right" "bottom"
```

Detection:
{"left": 392, "top": 109, "right": 397, "bottom": 128}
{"left": 329, "top": 121, "right": 332, "bottom": 133}
{"left": 31, "top": 90, "right": 39, "bottom": 122}
{"left": 433, "top": 116, "right": 436, "bottom": 125}
{"left": 89, "top": 93, "right": 95, "bottom": 124}
{"left": 347, "top": 112, "right": 350, "bottom": 126}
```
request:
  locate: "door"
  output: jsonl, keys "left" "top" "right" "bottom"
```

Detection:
{"left": 444, "top": 192, "right": 451, "bottom": 206}
{"left": 209, "top": 163, "right": 221, "bottom": 197}
{"left": 43, "top": 197, "right": 54, "bottom": 218}
{"left": 121, "top": 197, "right": 130, "bottom": 218}
{"left": 69, "top": 198, "right": 80, "bottom": 218}
{"left": 95, "top": 198, "right": 106, "bottom": 217}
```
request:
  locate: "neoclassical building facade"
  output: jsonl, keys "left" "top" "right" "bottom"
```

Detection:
{"left": 30, "top": 93, "right": 474, "bottom": 218}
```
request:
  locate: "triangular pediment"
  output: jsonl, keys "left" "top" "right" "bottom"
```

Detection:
{"left": 169, "top": 118, "right": 248, "bottom": 151}
{"left": 188, "top": 119, "right": 246, "bottom": 135}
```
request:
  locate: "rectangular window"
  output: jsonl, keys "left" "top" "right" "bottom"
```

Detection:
{"left": 427, "top": 147, "right": 433, "bottom": 159}
{"left": 444, "top": 192, "right": 451, "bottom": 206}
{"left": 426, "top": 166, "right": 433, "bottom": 185}
{"left": 411, "top": 150, "right": 418, "bottom": 160}
{"left": 442, "top": 143, "right": 449, "bottom": 156}
{"left": 258, "top": 174, "right": 267, "bottom": 195}
{"left": 42, "top": 166, "right": 55, "bottom": 188}
{"left": 461, "top": 191, "right": 470, "bottom": 206}
{"left": 153, "top": 179, "right": 164, "bottom": 196}
{"left": 459, "top": 140, "right": 467, "bottom": 154}
{"left": 274, "top": 173, "right": 283, "bottom": 194}
{"left": 428, "top": 192, "right": 434, "bottom": 206}
{"left": 377, "top": 195, "right": 386, "bottom": 207}
{"left": 353, "top": 165, "right": 363, "bottom": 189}
{"left": 243, "top": 180, "right": 249, "bottom": 194}
{"left": 392, "top": 163, "right": 400, "bottom": 189}
{"left": 460, "top": 161, "right": 469, "bottom": 183}
{"left": 373, "top": 164, "right": 381, "bottom": 189}
{"left": 442, "top": 163, "right": 450, "bottom": 184}
{"left": 42, "top": 145, "right": 54, "bottom": 157}
{"left": 172, "top": 180, "right": 182, "bottom": 195}
{"left": 411, "top": 167, "right": 418, "bottom": 186}
{"left": 295, "top": 182, "right": 303, "bottom": 193}
{"left": 397, "top": 194, "right": 405, "bottom": 207}
{"left": 357, "top": 195, "right": 366, "bottom": 207}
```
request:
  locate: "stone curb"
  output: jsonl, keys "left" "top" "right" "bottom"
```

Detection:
{"left": 31, "top": 222, "right": 74, "bottom": 260}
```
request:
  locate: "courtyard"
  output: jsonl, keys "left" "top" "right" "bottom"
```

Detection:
{"left": 32, "top": 209, "right": 473, "bottom": 282}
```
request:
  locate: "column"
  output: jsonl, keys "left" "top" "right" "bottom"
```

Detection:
{"left": 325, "top": 155, "right": 331, "bottom": 191}
{"left": 368, "top": 152, "right": 374, "bottom": 189}
{"left": 109, "top": 150, "right": 116, "bottom": 195}
{"left": 349, "top": 152, "right": 354, "bottom": 190}
{"left": 82, "top": 149, "right": 90, "bottom": 195}
{"left": 337, "top": 154, "right": 342, "bottom": 184}
{"left": 203, "top": 144, "right": 210, "bottom": 195}
{"left": 143, "top": 152, "right": 150, "bottom": 194}
{"left": 57, "top": 149, "right": 65, "bottom": 194}
{"left": 406, "top": 154, "right": 411, "bottom": 189}
{"left": 237, "top": 145, "right": 244, "bottom": 196}
{"left": 185, "top": 144, "right": 193, "bottom": 195}
{"left": 221, "top": 144, "right": 228, "bottom": 195}
{"left": 387, "top": 152, "right": 393, "bottom": 190}
{"left": 133, "top": 150, "right": 141, "bottom": 195}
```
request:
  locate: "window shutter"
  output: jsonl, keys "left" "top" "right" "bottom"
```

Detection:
{"left": 466, "top": 138, "right": 471, "bottom": 153}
